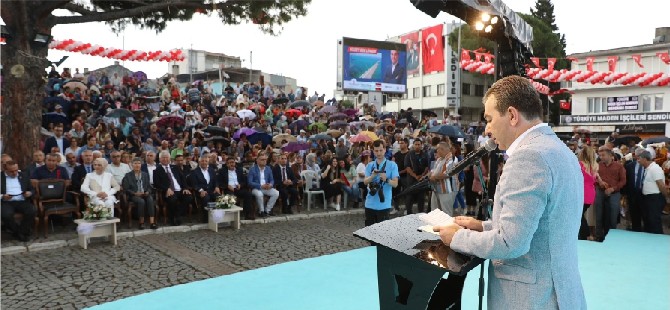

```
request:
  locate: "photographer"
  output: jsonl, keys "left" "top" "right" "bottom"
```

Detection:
{"left": 363, "top": 140, "right": 399, "bottom": 226}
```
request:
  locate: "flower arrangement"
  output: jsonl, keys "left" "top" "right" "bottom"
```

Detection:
{"left": 213, "top": 194, "right": 237, "bottom": 209}
{"left": 83, "top": 202, "right": 111, "bottom": 220}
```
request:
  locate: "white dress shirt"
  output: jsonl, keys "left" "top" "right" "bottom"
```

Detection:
{"left": 228, "top": 170, "right": 239, "bottom": 187}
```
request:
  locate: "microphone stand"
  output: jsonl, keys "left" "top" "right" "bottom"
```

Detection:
{"left": 473, "top": 160, "right": 491, "bottom": 310}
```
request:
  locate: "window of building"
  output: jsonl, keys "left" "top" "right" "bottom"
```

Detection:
{"left": 462, "top": 83, "right": 471, "bottom": 95}
{"left": 601, "top": 97, "right": 607, "bottom": 112}
{"left": 437, "top": 84, "right": 445, "bottom": 96}
{"left": 474, "top": 84, "right": 485, "bottom": 96}
{"left": 423, "top": 85, "right": 431, "bottom": 97}
{"left": 655, "top": 94, "right": 664, "bottom": 110}
{"left": 412, "top": 87, "right": 420, "bottom": 99}
{"left": 642, "top": 93, "right": 664, "bottom": 111}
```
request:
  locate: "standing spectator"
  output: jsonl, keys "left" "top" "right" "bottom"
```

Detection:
{"left": 477, "top": 131, "right": 489, "bottom": 148}
{"left": 594, "top": 147, "right": 626, "bottom": 242}
{"left": 43, "top": 124, "right": 70, "bottom": 155}
{"left": 578, "top": 146, "right": 598, "bottom": 240}
{"left": 72, "top": 68, "right": 84, "bottom": 81}
{"left": 623, "top": 148, "right": 646, "bottom": 232}
{"left": 638, "top": 150, "right": 669, "bottom": 234}
{"left": 363, "top": 140, "right": 399, "bottom": 226}
{"left": 392, "top": 138, "right": 410, "bottom": 214}
{"left": 404, "top": 139, "right": 429, "bottom": 214}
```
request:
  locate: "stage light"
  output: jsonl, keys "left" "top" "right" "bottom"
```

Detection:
{"left": 481, "top": 13, "right": 490, "bottom": 22}
{"left": 491, "top": 16, "right": 499, "bottom": 24}
{"left": 34, "top": 33, "right": 52, "bottom": 44}
{"left": 475, "top": 21, "right": 484, "bottom": 31}
{"left": 484, "top": 25, "right": 493, "bottom": 33}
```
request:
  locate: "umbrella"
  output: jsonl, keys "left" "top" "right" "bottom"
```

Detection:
{"left": 203, "top": 136, "right": 231, "bottom": 147}
{"left": 192, "top": 80, "right": 203, "bottom": 85}
{"left": 248, "top": 104, "right": 266, "bottom": 114}
{"left": 308, "top": 122, "right": 327, "bottom": 132}
{"left": 42, "top": 112, "right": 68, "bottom": 127}
{"left": 247, "top": 132, "right": 273, "bottom": 146}
{"left": 290, "top": 100, "right": 311, "bottom": 109}
{"left": 318, "top": 106, "right": 338, "bottom": 114}
{"left": 329, "top": 120, "right": 348, "bottom": 129}
{"left": 156, "top": 115, "right": 185, "bottom": 127}
{"left": 380, "top": 113, "right": 393, "bottom": 120}
{"left": 350, "top": 121, "right": 375, "bottom": 129}
{"left": 326, "top": 129, "right": 343, "bottom": 138}
{"left": 313, "top": 100, "right": 325, "bottom": 107}
{"left": 106, "top": 108, "right": 134, "bottom": 118}
{"left": 133, "top": 71, "right": 147, "bottom": 81}
{"left": 233, "top": 128, "right": 259, "bottom": 140}
{"left": 421, "top": 110, "right": 437, "bottom": 118}
{"left": 236, "top": 109, "right": 256, "bottom": 120}
{"left": 397, "top": 119, "right": 408, "bottom": 125}
{"left": 219, "top": 116, "right": 241, "bottom": 126}
{"left": 282, "top": 142, "right": 311, "bottom": 153}
{"left": 342, "top": 109, "right": 358, "bottom": 116}
{"left": 204, "top": 126, "right": 227, "bottom": 136}
{"left": 63, "top": 81, "right": 87, "bottom": 90}
{"left": 310, "top": 134, "right": 332, "bottom": 141}
{"left": 328, "top": 113, "right": 348, "bottom": 121}
{"left": 641, "top": 136, "right": 670, "bottom": 146}
{"left": 285, "top": 109, "right": 303, "bottom": 118}
{"left": 428, "top": 125, "right": 465, "bottom": 139}
{"left": 611, "top": 135, "right": 642, "bottom": 147}
{"left": 273, "top": 133, "right": 297, "bottom": 146}
{"left": 359, "top": 131, "right": 380, "bottom": 141}
{"left": 350, "top": 134, "right": 373, "bottom": 143}
{"left": 273, "top": 97, "right": 290, "bottom": 105}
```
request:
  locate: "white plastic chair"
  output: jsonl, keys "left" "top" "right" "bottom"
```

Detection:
{"left": 300, "top": 170, "right": 326, "bottom": 211}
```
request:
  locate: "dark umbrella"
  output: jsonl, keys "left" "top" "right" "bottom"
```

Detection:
{"left": 641, "top": 136, "right": 670, "bottom": 146}
{"left": 273, "top": 98, "right": 290, "bottom": 105}
{"left": 397, "top": 119, "right": 408, "bottom": 125}
{"left": 106, "top": 108, "right": 135, "bottom": 118}
{"left": 203, "top": 136, "right": 231, "bottom": 147}
{"left": 247, "top": 132, "right": 273, "bottom": 146}
{"left": 233, "top": 128, "right": 258, "bottom": 140}
{"left": 329, "top": 113, "right": 348, "bottom": 121}
{"left": 310, "top": 134, "right": 332, "bottom": 141}
{"left": 329, "top": 120, "right": 348, "bottom": 129}
{"left": 380, "top": 113, "right": 393, "bottom": 120}
{"left": 42, "top": 112, "right": 68, "bottom": 127}
{"left": 342, "top": 109, "right": 358, "bottom": 117}
{"left": 290, "top": 100, "right": 311, "bottom": 109}
{"left": 156, "top": 116, "right": 185, "bottom": 127}
{"left": 422, "top": 110, "right": 438, "bottom": 118}
{"left": 612, "top": 135, "right": 642, "bottom": 147}
{"left": 289, "top": 119, "right": 309, "bottom": 132}
{"left": 318, "top": 105, "right": 338, "bottom": 115}
{"left": 428, "top": 125, "right": 466, "bottom": 139}
{"left": 282, "top": 142, "right": 312, "bottom": 152}
{"left": 204, "top": 126, "right": 227, "bottom": 136}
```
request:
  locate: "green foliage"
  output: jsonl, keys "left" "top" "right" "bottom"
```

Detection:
{"left": 519, "top": 13, "right": 566, "bottom": 68}
{"left": 88, "top": 0, "right": 311, "bottom": 35}
{"left": 447, "top": 24, "right": 496, "bottom": 53}
{"left": 530, "top": 0, "right": 558, "bottom": 31}
{"left": 340, "top": 100, "right": 354, "bottom": 109}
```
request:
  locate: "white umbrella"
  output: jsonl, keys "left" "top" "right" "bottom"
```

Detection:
{"left": 236, "top": 109, "right": 256, "bottom": 120}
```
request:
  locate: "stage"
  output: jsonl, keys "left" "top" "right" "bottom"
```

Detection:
{"left": 91, "top": 229, "right": 669, "bottom": 310}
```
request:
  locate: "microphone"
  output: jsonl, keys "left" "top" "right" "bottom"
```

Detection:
{"left": 446, "top": 139, "right": 497, "bottom": 178}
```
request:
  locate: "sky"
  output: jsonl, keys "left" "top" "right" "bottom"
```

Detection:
{"left": 15, "top": 0, "right": 670, "bottom": 96}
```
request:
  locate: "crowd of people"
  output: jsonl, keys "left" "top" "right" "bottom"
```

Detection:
{"left": 1, "top": 66, "right": 669, "bottom": 244}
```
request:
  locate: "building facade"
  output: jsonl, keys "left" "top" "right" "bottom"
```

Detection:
{"left": 557, "top": 28, "right": 670, "bottom": 139}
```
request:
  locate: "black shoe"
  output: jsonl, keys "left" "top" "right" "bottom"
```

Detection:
{"left": 138, "top": 224, "right": 145, "bottom": 230}
{"left": 267, "top": 211, "right": 276, "bottom": 216}
{"left": 175, "top": 218, "right": 182, "bottom": 226}
{"left": 16, "top": 233, "right": 29, "bottom": 242}
{"left": 286, "top": 209, "right": 294, "bottom": 214}
{"left": 150, "top": 223, "right": 158, "bottom": 230}
{"left": 259, "top": 212, "right": 267, "bottom": 218}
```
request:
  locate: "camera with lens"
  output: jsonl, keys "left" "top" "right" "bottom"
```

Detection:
{"left": 368, "top": 181, "right": 385, "bottom": 203}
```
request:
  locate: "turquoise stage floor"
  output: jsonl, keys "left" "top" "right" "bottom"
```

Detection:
{"left": 91, "top": 229, "right": 669, "bottom": 310}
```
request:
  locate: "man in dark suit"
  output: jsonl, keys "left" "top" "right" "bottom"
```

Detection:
{"left": 273, "top": 153, "right": 298, "bottom": 214}
{"left": 1, "top": 161, "right": 36, "bottom": 242}
{"left": 218, "top": 157, "right": 254, "bottom": 219}
{"left": 383, "top": 49, "right": 406, "bottom": 84}
{"left": 24, "top": 150, "right": 46, "bottom": 180}
{"left": 43, "top": 124, "right": 70, "bottom": 155}
{"left": 189, "top": 156, "right": 220, "bottom": 222}
{"left": 623, "top": 148, "right": 645, "bottom": 232}
{"left": 153, "top": 151, "right": 192, "bottom": 226}
{"left": 173, "top": 154, "right": 192, "bottom": 184}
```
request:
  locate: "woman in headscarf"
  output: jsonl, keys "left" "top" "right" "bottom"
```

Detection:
{"left": 80, "top": 158, "right": 120, "bottom": 216}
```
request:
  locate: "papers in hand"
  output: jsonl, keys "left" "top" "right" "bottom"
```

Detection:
{"left": 418, "top": 209, "right": 454, "bottom": 236}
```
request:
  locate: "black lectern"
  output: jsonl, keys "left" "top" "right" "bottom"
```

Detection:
{"left": 354, "top": 214, "right": 483, "bottom": 310}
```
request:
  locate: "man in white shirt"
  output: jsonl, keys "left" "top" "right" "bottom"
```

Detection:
{"left": 429, "top": 142, "right": 459, "bottom": 216}
{"left": 142, "top": 151, "right": 158, "bottom": 186}
{"left": 247, "top": 154, "right": 279, "bottom": 217}
{"left": 106, "top": 151, "right": 131, "bottom": 185}
{"left": 477, "top": 131, "right": 490, "bottom": 148}
{"left": 638, "top": 150, "right": 669, "bottom": 234}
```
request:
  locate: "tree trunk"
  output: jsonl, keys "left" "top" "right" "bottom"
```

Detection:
{"left": 1, "top": 1, "right": 51, "bottom": 168}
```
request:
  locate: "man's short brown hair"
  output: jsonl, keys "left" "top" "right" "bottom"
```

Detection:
{"left": 484, "top": 75, "right": 543, "bottom": 120}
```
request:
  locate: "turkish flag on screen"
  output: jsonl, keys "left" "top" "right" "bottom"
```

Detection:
{"left": 421, "top": 24, "right": 444, "bottom": 74}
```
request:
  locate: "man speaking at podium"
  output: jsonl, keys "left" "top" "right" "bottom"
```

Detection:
{"left": 434, "top": 76, "right": 586, "bottom": 309}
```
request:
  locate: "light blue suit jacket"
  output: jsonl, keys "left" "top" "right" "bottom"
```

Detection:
{"left": 247, "top": 165, "right": 274, "bottom": 190}
{"left": 451, "top": 125, "right": 587, "bottom": 309}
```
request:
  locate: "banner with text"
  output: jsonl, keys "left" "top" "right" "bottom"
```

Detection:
{"left": 445, "top": 23, "right": 461, "bottom": 108}
{"left": 561, "top": 112, "right": 670, "bottom": 124}
{"left": 607, "top": 96, "right": 639, "bottom": 112}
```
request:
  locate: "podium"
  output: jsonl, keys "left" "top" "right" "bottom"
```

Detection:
{"left": 354, "top": 214, "right": 483, "bottom": 310}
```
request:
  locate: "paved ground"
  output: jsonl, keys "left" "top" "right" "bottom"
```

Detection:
{"left": 1, "top": 212, "right": 370, "bottom": 310}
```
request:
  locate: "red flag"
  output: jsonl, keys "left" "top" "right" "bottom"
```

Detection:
{"left": 547, "top": 58, "right": 556, "bottom": 71}
{"left": 530, "top": 57, "right": 540, "bottom": 68}
{"left": 483, "top": 53, "right": 493, "bottom": 63}
{"left": 401, "top": 31, "right": 421, "bottom": 75}
{"left": 421, "top": 24, "right": 444, "bottom": 74}
{"left": 585, "top": 57, "right": 595, "bottom": 71}
{"left": 461, "top": 49, "right": 471, "bottom": 62}
{"left": 559, "top": 100, "right": 571, "bottom": 110}
{"left": 657, "top": 52, "right": 670, "bottom": 64}
{"left": 607, "top": 56, "right": 618, "bottom": 71}
{"left": 631, "top": 54, "right": 644, "bottom": 68}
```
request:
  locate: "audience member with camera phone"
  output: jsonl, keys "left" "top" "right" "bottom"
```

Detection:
{"left": 363, "top": 140, "right": 399, "bottom": 226}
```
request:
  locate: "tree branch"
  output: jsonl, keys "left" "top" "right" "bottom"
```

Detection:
{"left": 62, "top": 3, "right": 96, "bottom": 16}
{"left": 51, "top": 0, "right": 223, "bottom": 26}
